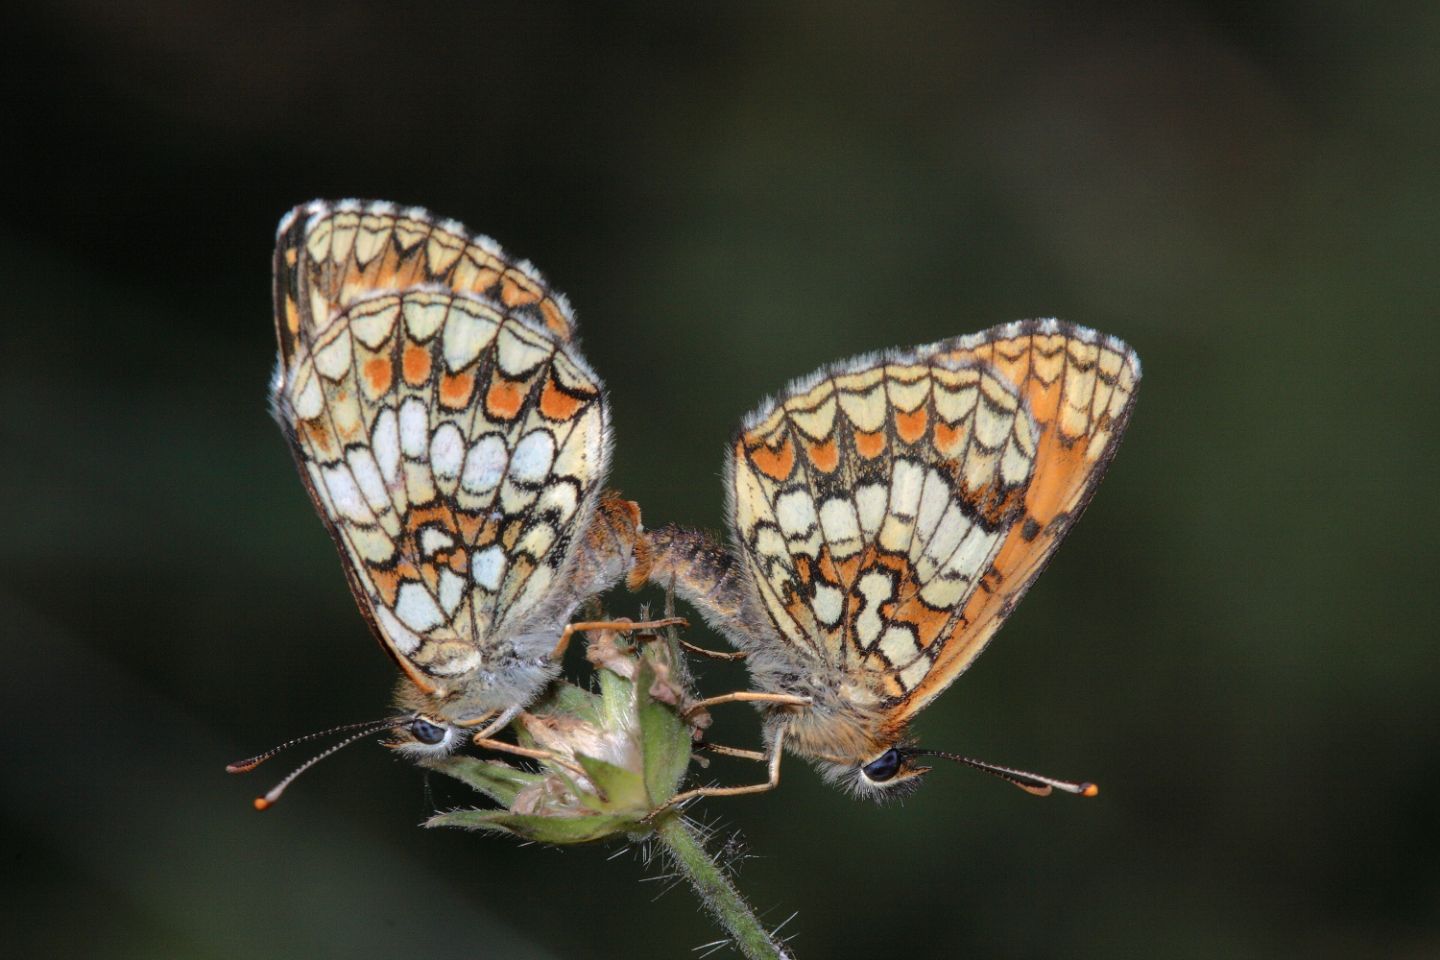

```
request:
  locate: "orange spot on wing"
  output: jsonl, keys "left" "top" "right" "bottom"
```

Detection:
{"left": 793, "top": 553, "right": 815, "bottom": 588}
{"left": 907, "top": 605, "right": 952, "bottom": 650}
{"left": 284, "top": 297, "right": 300, "bottom": 338}
{"left": 439, "top": 371, "right": 475, "bottom": 408}
{"left": 456, "top": 511, "right": 485, "bottom": 544}
{"left": 895, "top": 408, "right": 928, "bottom": 444}
{"left": 475, "top": 517, "right": 501, "bottom": 546}
{"left": 539, "top": 299, "right": 569, "bottom": 338}
{"left": 301, "top": 420, "right": 335, "bottom": 455}
{"left": 485, "top": 378, "right": 525, "bottom": 420}
{"left": 403, "top": 344, "right": 432, "bottom": 385}
{"left": 806, "top": 438, "right": 839, "bottom": 473}
{"left": 854, "top": 430, "right": 885, "bottom": 458}
{"left": 539, "top": 377, "right": 583, "bottom": 421}
{"left": 1026, "top": 377, "right": 1062, "bottom": 423}
{"left": 368, "top": 566, "right": 401, "bottom": 606}
{"left": 466, "top": 266, "right": 500, "bottom": 294}
{"left": 933, "top": 420, "right": 962, "bottom": 453}
{"left": 500, "top": 274, "right": 539, "bottom": 307}
{"left": 363, "top": 357, "right": 393, "bottom": 395}
{"left": 405, "top": 504, "right": 455, "bottom": 534}
{"left": 747, "top": 436, "right": 796, "bottom": 480}
{"left": 809, "top": 548, "right": 861, "bottom": 596}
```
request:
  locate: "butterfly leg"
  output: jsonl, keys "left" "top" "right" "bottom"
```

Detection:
{"left": 548, "top": 617, "right": 690, "bottom": 661}
{"left": 452, "top": 704, "right": 525, "bottom": 741}
{"left": 469, "top": 734, "right": 590, "bottom": 783}
{"left": 648, "top": 727, "right": 790, "bottom": 817}
{"left": 680, "top": 690, "right": 810, "bottom": 721}
{"left": 697, "top": 743, "right": 768, "bottom": 762}
{"left": 676, "top": 639, "right": 747, "bottom": 661}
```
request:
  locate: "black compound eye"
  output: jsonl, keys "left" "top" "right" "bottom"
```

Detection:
{"left": 409, "top": 717, "right": 447, "bottom": 745}
{"left": 862, "top": 747, "right": 905, "bottom": 782}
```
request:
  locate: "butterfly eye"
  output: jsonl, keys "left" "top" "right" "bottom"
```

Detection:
{"left": 409, "top": 717, "right": 448, "bottom": 745}
{"left": 861, "top": 747, "right": 905, "bottom": 783}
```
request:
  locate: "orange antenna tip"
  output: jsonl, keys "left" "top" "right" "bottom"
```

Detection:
{"left": 233, "top": 716, "right": 407, "bottom": 809}
{"left": 912, "top": 749, "right": 1096, "bottom": 798}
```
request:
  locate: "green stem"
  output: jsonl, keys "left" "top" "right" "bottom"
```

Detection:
{"left": 654, "top": 814, "right": 792, "bottom": 960}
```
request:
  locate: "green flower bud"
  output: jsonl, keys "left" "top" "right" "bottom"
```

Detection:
{"left": 422, "top": 623, "right": 698, "bottom": 843}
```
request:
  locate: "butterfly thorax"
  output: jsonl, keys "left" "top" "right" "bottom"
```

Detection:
{"left": 754, "top": 658, "right": 901, "bottom": 758}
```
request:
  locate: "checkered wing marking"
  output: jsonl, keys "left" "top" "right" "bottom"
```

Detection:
{"left": 731, "top": 319, "right": 1139, "bottom": 718}
{"left": 274, "top": 199, "right": 577, "bottom": 362}
{"left": 731, "top": 350, "right": 1040, "bottom": 704}
{"left": 272, "top": 287, "right": 608, "bottom": 686}
{"left": 893, "top": 320, "right": 1140, "bottom": 721}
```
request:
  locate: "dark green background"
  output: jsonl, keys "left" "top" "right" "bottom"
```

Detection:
{"left": 4, "top": 3, "right": 1436, "bottom": 958}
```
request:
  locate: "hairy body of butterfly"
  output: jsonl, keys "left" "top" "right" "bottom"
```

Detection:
{"left": 647, "top": 320, "right": 1139, "bottom": 800}
{"left": 271, "top": 200, "right": 650, "bottom": 758}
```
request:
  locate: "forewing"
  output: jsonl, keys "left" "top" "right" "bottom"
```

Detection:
{"left": 894, "top": 319, "right": 1140, "bottom": 721}
{"left": 271, "top": 287, "right": 608, "bottom": 693}
{"left": 730, "top": 347, "right": 1041, "bottom": 705}
{"left": 273, "top": 199, "right": 577, "bottom": 368}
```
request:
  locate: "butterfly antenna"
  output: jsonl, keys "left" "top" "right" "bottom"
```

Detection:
{"left": 911, "top": 750, "right": 1098, "bottom": 798}
{"left": 226, "top": 717, "right": 407, "bottom": 810}
{"left": 225, "top": 717, "right": 406, "bottom": 773}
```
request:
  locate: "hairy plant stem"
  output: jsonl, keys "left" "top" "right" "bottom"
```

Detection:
{"left": 653, "top": 813, "right": 791, "bottom": 960}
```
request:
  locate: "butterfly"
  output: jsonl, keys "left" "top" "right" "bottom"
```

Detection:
{"left": 646, "top": 320, "right": 1139, "bottom": 801}
{"left": 256, "top": 199, "right": 663, "bottom": 800}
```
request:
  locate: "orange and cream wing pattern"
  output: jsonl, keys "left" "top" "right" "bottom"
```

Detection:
{"left": 271, "top": 203, "right": 609, "bottom": 693}
{"left": 902, "top": 320, "right": 1139, "bottom": 719}
{"left": 274, "top": 199, "right": 577, "bottom": 355}
{"left": 730, "top": 319, "right": 1138, "bottom": 716}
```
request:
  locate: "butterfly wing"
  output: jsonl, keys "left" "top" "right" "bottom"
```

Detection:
{"left": 899, "top": 320, "right": 1140, "bottom": 721}
{"left": 730, "top": 319, "right": 1138, "bottom": 723}
{"left": 274, "top": 199, "right": 577, "bottom": 359}
{"left": 272, "top": 206, "right": 610, "bottom": 697}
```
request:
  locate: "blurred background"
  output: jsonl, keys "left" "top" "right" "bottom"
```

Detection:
{"left": 3, "top": 2, "right": 1436, "bottom": 957}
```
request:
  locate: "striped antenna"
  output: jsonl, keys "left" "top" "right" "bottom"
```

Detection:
{"left": 909, "top": 749, "right": 1098, "bottom": 797}
{"left": 226, "top": 716, "right": 409, "bottom": 809}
